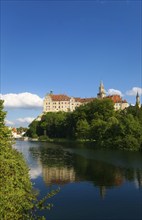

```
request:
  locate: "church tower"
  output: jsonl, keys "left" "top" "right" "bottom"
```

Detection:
{"left": 136, "top": 92, "right": 141, "bottom": 108}
{"left": 97, "top": 81, "right": 106, "bottom": 99}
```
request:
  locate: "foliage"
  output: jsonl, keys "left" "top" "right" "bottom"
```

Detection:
{"left": 76, "top": 119, "right": 90, "bottom": 139}
{"left": 0, "top": 100, "right": 33, "bottom": 219}
{"left": 0, "top": 100, "right": 59, "bottom": 219}
{"left": 16, "top": 127, "right": 28, "bottom": 134}
{"left": 26, "top": 120, "right": 39, "bottom": 138}
{"left": 0, "top": 144, "right": 34, "bottom": 219}
{"left": 26, "top": 99, "right": 142, "bottom": 151}
{"left": 39, "top": 135, "right": 51, "bottom": 142}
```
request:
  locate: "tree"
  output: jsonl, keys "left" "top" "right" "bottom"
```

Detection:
{"left": 90, "top": 118, "right": 107, "bottom": 144}
{"left": 85, "top": 98, "right": 115, "bottom": 122}
{"left": 76, "top": 119, "right": 90, "bottom": 139}
{"left": 0, "top": 100, "right": 35, "bottom": 219}
{"left": 118, "top": 113, "right": 142, "bottom": 151}
{"left": 0, "top": 100, "right": 59, "bottom": 219}
{"left": 26, "top": 120, "right": 39, "bottom": 138}
{"left": 0, "top": 100, "right": 13, "bottom": 148}
{"left": 25, "top": 98, "right": 142, "bottom": 151}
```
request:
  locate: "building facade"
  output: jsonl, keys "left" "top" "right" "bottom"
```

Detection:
{"left": 43, "top": 83, "right": 129, "bottom": 113}
{"left": 106, "top": 95, "right": 129, "bottom": 110}
{"left": 43, "top": 91, "right": 95, "bottom": 113}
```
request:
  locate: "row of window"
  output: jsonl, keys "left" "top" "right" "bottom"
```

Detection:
{"left": 45, "top": 105, "right": 77, "bottom": 110}
{"left": 46, "top": 101, "right": 70, "bottom": 105}
{"left": 46, "top": 103, "right": 79, "bottom": 108}
{"left": 45, "top": 100, "right": 81, "bottom": 105}
{"left": 45, "top": 102, "right": 81, "bottom": 112}
{"left": 46, "top": 106, "right": 74, "bottom": 109}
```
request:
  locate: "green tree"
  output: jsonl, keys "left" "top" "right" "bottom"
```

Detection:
{"left": 85, "top": 98, "right": 115, "bottom": 122}
{"left": 39, "top": 112, "right": 67, "bottom": 138}
{"left": 118, "top": 113, "right": 142, "bottom": 150}
{"left": 90, "top": 118, "right": 107, "bottom": 144}
{"left": 0, "top": 100, "right": 59, "bottom": 219}
{"left": 76, "top": 119, "right": 90, "bottom": 139}
{"left": 0, "top": 100, "right": 34, "bottom": 219}
{"left": 26, "top": 98, "right": 142, "bottom": 151}
{"left": 26, "top": 120, "right": 39, "bottom": 138}
{"left": 0, "top": 100, "right": 13, "bottom": 148}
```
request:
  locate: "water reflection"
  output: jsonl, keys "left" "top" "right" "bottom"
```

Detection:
{"left": 29, "top": 145, "right": 79, "bottom": 186}
{"left": 14, "top": 141, "right": 142, "bottom": 219}
{"left": 28, "top": 142, "right": 142, "bottom": 196}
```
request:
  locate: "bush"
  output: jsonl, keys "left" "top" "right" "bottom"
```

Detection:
{"left": 0, "top": 145, "right": 35, "bottom": 219}
{"left": 0, "top": 100, "right": 59, "bottom": 219}
{"left": 39, "top": 135, "right": 50, "bottom": 141}
{"left": 0, "top": 100, "right": 35, "bottom": 219}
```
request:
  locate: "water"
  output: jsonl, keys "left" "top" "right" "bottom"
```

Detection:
{"left": 14, "top": 140, "right": 142, "bottom": 220}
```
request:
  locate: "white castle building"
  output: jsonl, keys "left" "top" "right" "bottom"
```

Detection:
{"left": 43, "top": 83, "right": 129, "bottom": 113}
{"left": 43, "top": 91, "right": 95, "bottom": 113}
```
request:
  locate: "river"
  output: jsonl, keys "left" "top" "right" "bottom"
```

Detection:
{"left": 14, "top": 140, "right": 142, "bottom": 220}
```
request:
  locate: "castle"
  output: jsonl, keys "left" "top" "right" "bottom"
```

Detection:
{"left": 43, "top": 82, "right": 129, "bottom": 113}
{"left": 43, "top": 91, "right": 96, "bottom": 113}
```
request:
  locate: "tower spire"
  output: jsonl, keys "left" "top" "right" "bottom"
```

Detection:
{"left": 97, "top": 81, "right": 106, "bottom": 99}
{"left": 136, "top": 92, "right": 141, "bottom": 108}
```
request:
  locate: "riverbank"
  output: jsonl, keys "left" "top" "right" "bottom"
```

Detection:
{"left": 21, "top": 136, "right": 142, "bottom": 152}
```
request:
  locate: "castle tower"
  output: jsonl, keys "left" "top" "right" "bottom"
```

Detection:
{"left": 97, "top": 81, "right": 106, "bottom": 99}
{"left": 99, "top": 186, "right": 106, "bottom": 199}
{"left": 136, "top": 92, "right": 141, "bottom": 108}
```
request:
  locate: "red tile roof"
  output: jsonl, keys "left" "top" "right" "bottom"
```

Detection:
{"left": 107, "top": 95, "right": 128, "bottom": 104}
{"left": 74, "top": 97, "right": 82, "bottom": 102}
{"left": 48, "top": 94, "right": 127, "bottom": 104}
{"left": 49, "top": 95, "right": 96, "bottom": 103}
{"left": 107, "top": 95, "right": 122, "bottom": 103}
{"left": 50, "top": 94, "right": 70, "bottom": 101}
{"left": 79, "top": 98, "right": 96, "bottom": 103}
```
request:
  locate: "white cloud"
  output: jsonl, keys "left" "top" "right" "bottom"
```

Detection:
{"left": 5, "top": 119, "right": 14, "bottom": 126}
{"left": 107, "top": 89, "right": 123, "bottom": 96}
{"left": 126, "top": 87, "right": 142, "bottom": 96}
{"left": 5, "top": 117, "right": 35, "bottom": 127}
{"left": 0, "top": 92, "right": 43, "bottom": 109}
{"left": 29, "top": 166, "right": 42, "bottom": 179}
{"left": 16, "top": 117, "right": 35, "bottom": 124}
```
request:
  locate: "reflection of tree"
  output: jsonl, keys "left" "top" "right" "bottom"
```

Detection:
{"left": 30, "top": 145, "right": 74, "bottom": 167}
{"left": 125, "top": 168, "right": 135, "bottom": 181}
{"left": 74, "top": 154, "right": 124, "bottom": 187}
{"left": 99, "top": 186, "right": 106, "bottom": 199}
{"left": 134, "top": 169, "right": 142, "bottom": 189}
{"left": 29, "top": 145, "right": 142, "bottom": 199}
{"left": 30, "top": 146, "right": 79, "bottom": 186}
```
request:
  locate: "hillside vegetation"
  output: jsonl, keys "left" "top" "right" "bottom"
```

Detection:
{"left": 26, "top": 99, "right": 142, "bottom": 151}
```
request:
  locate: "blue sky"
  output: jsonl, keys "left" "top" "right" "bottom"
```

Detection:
{"left": 1, "top": 0, "right": 142, "bottom": 127}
